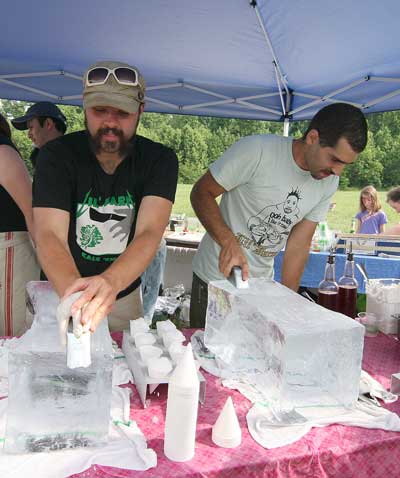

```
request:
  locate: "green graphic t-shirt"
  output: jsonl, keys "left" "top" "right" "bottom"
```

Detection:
{"left": 33, "top": 131, "right": 178, "bottom": 297}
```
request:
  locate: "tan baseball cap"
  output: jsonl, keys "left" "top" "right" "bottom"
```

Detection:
{"left": 83, "top": 60, "right": 146, "bottom": 114}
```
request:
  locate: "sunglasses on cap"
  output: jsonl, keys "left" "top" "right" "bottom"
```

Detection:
{"left": 85, "top": 66, "right": 140, "bottom": 87}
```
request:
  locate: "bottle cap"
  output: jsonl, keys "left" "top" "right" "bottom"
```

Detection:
{"left": 347, "top": 242, "right": 354, "bottom": 261}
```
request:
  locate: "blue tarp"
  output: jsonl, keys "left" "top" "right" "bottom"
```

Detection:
{"left": 1, "top": 0, "right": 400, "bottom": 121}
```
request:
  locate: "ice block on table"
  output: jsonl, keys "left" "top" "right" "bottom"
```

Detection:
{"left": 4, "top": 281, "right": 113, "bottom": 454}
{"left": 205, "top": 278, "right": 364, "bottom": 409}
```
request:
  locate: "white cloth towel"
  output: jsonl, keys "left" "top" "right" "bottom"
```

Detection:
{"left": 0, "top": 386, "right": 156, "bottom": 478}
{"left": 112, "top": 346, "right": 134, "bottom": 386}
{"left": 359, "top": 370, "right": 398, "bottom": 403}
{"left": 247, "top": 399, "right": 400, "bottom": 449}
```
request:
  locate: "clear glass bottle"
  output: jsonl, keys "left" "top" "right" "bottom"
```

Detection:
{"left": 317, "top": 250, "right": 338, "bottom": 311}
{"left": 311, "top": 228, "right": 320, "bottom": 251}
{"left": 350, "top": 218, "right": 356, "bottom": 234}
{"left": 337, "top": 244, "right": 358, "bottom": 318}
{"left": 318, "top": 222, "right": 329, "bottom": 251}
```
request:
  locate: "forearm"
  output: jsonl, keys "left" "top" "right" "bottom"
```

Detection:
{"left": 191, "top": 187, "right": 236, "bottom": 248}
{"left": 102, "top": 230, "right": 163, "bottom": 294}
{"left": 281, "top": 220, "right": 316, "bottom": 291}
{"left": 281, "top": 245, "right": 310, "bottom": 291}
{"left": 36, "top": 230, "right": 80, "bottom": 296}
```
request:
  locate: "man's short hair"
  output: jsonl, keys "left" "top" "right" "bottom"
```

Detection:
{"left": 387, "top": 186, "right": 400, "bottom": 203}
{"left": 302, "top": 103, "right": 368, "bottom": 153}
{"left": 36, "top": 116, "right": 67, "bottom": 134}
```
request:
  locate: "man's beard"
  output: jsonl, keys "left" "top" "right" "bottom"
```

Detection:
{"left": 86, "top": 121, "right": 133, "bottom": 157}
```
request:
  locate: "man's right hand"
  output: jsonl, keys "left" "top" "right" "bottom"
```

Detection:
{"left": 218, "top": 237, "right": 249, "bottom": 280}
{"left": 62, "top": 273, "right": 120, "bottom": 332}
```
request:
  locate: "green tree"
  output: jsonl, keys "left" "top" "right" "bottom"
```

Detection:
{"left": 3, "top": 98, "right": 400, "bottom": 189}
{"left": 343, "top": 132, "right": 384, "bottom": 188}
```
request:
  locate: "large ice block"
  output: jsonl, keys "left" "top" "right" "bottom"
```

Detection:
{"left": 205, "top": 279, "right": 364, "bottom": 408}
{"left": 4, "top": 281, "right": 113, "bottom": 454}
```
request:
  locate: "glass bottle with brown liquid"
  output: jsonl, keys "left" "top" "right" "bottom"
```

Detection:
{"left": 337, "top": 244, "right": 358, "bottom": 318}
{"left": 317, "top": 249, "right": 338, "bottom": 311}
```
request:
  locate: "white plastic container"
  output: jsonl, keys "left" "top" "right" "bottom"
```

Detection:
{"left": 366, "top": 279, "right": 400, "bottom": 334}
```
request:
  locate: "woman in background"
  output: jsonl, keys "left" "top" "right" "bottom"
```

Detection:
{"left": 0, "top": 113, "right": 39, "bottom": 335}
{"left": 386, "top": 186, "right": 400, "bottom": 235}
{"left": 355, "top": 185, "right": 387, "bottom": 234}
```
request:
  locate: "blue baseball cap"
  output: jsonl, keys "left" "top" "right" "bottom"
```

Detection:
{"left": 11, "top": 101, "right": 67, "bottom": 130}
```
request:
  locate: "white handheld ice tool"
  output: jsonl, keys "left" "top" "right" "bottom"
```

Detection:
{"left": 228, "top": 266, "right": 249, "bottom": 289}
{"left": 56, "top": 292, "right": 92, "bottom": 368}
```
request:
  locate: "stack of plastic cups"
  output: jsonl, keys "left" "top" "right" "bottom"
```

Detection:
{"left": 164, "top": 344, "right": 199, "bottom": 461}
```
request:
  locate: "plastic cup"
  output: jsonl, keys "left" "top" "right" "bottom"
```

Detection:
{"left": 134, "top": 332, "right": 156, "bottom": 347}
{"left": 130, "top": 317, "right": 149, "bottom": 337}
{"left": 138, "top": 345, "right": 163, "bottom": 365}
{"left": 148, "top": 357, "right": 173, "bottom": 379}
{"left": 163, "top": 330, "right": 185, "bottom": 349}
{"left": 357, "top": 312, "right": 380, "bottom": 337}
{"left": 156, "top": 320, "right": 176, "bottom": 337}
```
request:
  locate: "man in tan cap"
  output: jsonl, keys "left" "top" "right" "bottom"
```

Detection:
{"left": 33, "top": 61, "right": 179, "bottom": 332}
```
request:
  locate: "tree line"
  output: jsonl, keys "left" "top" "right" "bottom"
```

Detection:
{"left": 1, "top": 99, "right": 399, "bottom": 189}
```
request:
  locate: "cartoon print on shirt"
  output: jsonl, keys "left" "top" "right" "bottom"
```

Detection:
{"left": 242, "top": 188, "right": 302, "bottom": 256}
{"left": 76, "top": 189, "right": 135, "bottom": 259}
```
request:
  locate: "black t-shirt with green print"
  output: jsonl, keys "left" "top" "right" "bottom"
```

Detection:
{"left": 33, "top": 130, "right": 178, "bottom": 298}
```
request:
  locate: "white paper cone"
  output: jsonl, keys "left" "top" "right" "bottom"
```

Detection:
{"left": 212, "top": 397, "right": 242, "bottom": 448}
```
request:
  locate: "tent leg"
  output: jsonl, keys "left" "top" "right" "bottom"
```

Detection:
{"left": 283, "top": 118, "right": 290, "bottom": 137}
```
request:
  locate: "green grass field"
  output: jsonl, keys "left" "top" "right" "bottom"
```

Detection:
{"left": 172, "top": 185, "right": 399, "bottom": 233}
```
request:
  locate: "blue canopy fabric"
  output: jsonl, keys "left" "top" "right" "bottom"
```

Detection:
{"left": 1, "top": 0, "right": 400, "bottom": 121}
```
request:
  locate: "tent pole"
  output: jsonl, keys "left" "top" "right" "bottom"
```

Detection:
{"left": 283, "top": 118, "right": 290, "bottom": 137}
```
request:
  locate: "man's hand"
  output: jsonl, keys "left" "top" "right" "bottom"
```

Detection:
{"left": 57, "top": 292, "right": 90, "bottom": 346}
{"left": 219, "top": 236, "right": 249, "bottom": 280}
{"left": 62, "top": 273, "right": 120, "bottom": 332}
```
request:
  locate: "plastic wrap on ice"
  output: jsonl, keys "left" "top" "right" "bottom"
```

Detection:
{"left": 4, "top": 281, "right": 113, "bottom": 454}
{"left": 204, "top": 278, "right": 364, "bottom": 408}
